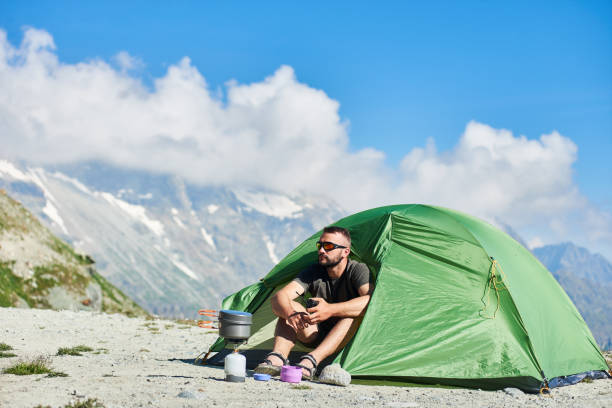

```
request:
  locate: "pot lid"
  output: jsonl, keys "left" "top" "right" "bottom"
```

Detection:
{"left": 219, "top": 309, "right": 252, "bottom": 324}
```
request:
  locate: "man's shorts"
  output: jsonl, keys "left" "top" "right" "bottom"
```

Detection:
{"left": 297, "top": 318, "right": 338, "bottom": 348}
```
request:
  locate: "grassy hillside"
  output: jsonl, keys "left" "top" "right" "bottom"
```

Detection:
{"left": 0, "top": 189, "right": 146, "bottom": 316}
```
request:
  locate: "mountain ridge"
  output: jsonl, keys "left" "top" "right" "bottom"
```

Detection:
{"left": 0, "top": 160, "right": 344, "bottom": 317}
{"left": 533, "top": 242, "right": 612, "bottom": 284}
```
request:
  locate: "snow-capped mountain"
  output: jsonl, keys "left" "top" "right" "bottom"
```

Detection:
{"left": 0, "top": 160, "right": 345, "bottom": 317}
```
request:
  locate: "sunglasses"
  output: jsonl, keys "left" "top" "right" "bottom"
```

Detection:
{"left": 316, "top": 241, "right": 347, "bottom": 252}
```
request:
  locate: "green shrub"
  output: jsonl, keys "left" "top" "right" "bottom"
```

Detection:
{"left": 57, "top": 345, "right": 94, "bottom": 356}
{"left": 47, "top": 237, "right": 95, "bottom": 266}
{"left": 32, "top": 264, "right": 88, "bottom": 295}
{"left": 2, "top": 356, "right": 52, "bottom": 375}
{"left": 64, "top": 398, "right": 105, "bottom": 408}
{"left": 0, "top": 342, "right": 13, "bottom": 351}
{"left": 0, "top": 261, "right": 32, "bottom": 307}
{"left": 0, "top": 351, "right": 17, "bottom": 358}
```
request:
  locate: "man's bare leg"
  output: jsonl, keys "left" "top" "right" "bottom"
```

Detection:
{"left": 263, "top": 301, "right": 319, "bottom": 367}
{"left": 298, "top": 317, "right": 362, "bottom": 376}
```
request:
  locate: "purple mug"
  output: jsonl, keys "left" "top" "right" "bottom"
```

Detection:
{"left": 280, "top": 365, "right": 302, "bottom": 383}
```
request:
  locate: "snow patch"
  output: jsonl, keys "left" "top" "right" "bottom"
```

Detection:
{"left": 232, "top": 189, "right": 303, "bottom": 219}
{"left": 0, "top": 160, "right": 31, "bottom": 181}
{"left": 171, "top": 208, "right": 186, "bottom": 229}
{"left": 207, "top": 204, "right": 219, "bottom": 214}
{"left": 28, "top": 171, "right": 56, "bottom": 201}
{"left": 263, "top": 235, "right": 280, "bottom": 264}
{"left": 27, "top": 169, "right": 70, "bottom": 235}
{"left": 173, "top": 216, "right": 186, "bottom": 229}
{"left": 43, "top": 200, "right": 68, "bottom": 234}
{"left": 171, "top": 257, "right": 198, "bottom": 281}
{"left": 200, "top": 227, "right": 216, "bottom": 250}
{"left": 100, "top": 192, "right": 164, "bottom": 236}
{"left": 51, "top": 172, "right": 92, "bottom": 195}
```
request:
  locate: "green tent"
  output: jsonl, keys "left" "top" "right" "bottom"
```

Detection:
{"left": 206, "top": 204, "right": 609, "bottom": 391}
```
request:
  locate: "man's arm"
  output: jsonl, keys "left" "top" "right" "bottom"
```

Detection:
{"left": 306, "top": 282, "right": 373, "bottom": 324}
{"left": 270, "top": 280, "right": 305, "bottom": 319}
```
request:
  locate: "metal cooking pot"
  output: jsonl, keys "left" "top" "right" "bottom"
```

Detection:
{"left": 218, "top": 310, "right": 252, "bottom": 341}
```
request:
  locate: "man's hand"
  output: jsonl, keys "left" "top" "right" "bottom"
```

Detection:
{"left": 286, "top": 311, "right": 309, "bottom": 332}
{"left": 305, "top": 297, "right": 334, "bottom": 324}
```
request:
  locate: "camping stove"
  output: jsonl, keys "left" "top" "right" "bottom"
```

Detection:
{"left": 198, "top": 309, "right": 253, "bottom": 382}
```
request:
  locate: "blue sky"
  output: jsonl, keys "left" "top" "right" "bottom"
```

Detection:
{"left": 2, "top": 1, "right": 610, "bottom": 203}
{"left": 0, "top": 1, "right": 611, "bottom": 255}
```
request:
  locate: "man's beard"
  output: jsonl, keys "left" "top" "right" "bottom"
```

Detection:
{"left": 319, "top": 254, "right": 342, "bottom": 268}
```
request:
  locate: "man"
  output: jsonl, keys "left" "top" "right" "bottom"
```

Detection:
{"left": 254, "top": 226, "right": 373, "bottom": 380}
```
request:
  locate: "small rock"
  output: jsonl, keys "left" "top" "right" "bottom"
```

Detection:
{"left": 318, "top": 363, "right": 351, "bottom": 387}
{"left": 177, "top": 390, "right": 206, "bottom": 400}
{"left": 503, "top": 387, "right": 524, "bottom": 398}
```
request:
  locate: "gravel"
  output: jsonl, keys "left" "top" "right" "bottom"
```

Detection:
{"left": 1, "top": 307, "right": 611, "bottom": 408}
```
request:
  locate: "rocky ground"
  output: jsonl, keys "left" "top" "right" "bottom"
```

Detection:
{"left": 0, "top": 307, "right": 610, "bottom": 408}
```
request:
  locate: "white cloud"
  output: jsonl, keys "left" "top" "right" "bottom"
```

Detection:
{"left": 113, "top": 51, "right": 144, "bottom": 72}
{"left": 0, "top": 27, "right": 610, "bottom": 259}
{"left": 527, "top": 237, "right": 544, "bottom": 250}
{"left": 396, "top": 122, "right": 583, "bottom": 223}
{"left": 0, "top": 28, "right": 350, "bottom": 193}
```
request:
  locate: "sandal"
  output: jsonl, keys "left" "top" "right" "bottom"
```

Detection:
{"left": 296, "top": 354, "right": 318, "bottom": 380}
{"left": 254, "top": 352, "right": 288, "bottom": 376}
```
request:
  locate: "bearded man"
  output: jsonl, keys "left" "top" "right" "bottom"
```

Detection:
{"left": 254, "top": 226, "right": 373, "bottom": 380}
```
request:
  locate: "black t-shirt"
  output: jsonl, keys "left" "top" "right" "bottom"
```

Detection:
{"left": 293, "top": 259, "right": 371, "bottom": 303}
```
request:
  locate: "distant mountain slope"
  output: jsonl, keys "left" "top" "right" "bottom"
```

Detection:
{"left": 0, "top": 189, "right": 146, "bottom": 316}
{"left": 0, "top": 160, "right": 344, "bottom": 317}
{"left": 534, "top": 243, "right": 612, "bottom": 349}
{"left": 534, "top": 242, "right": 612, "bottom": 284}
